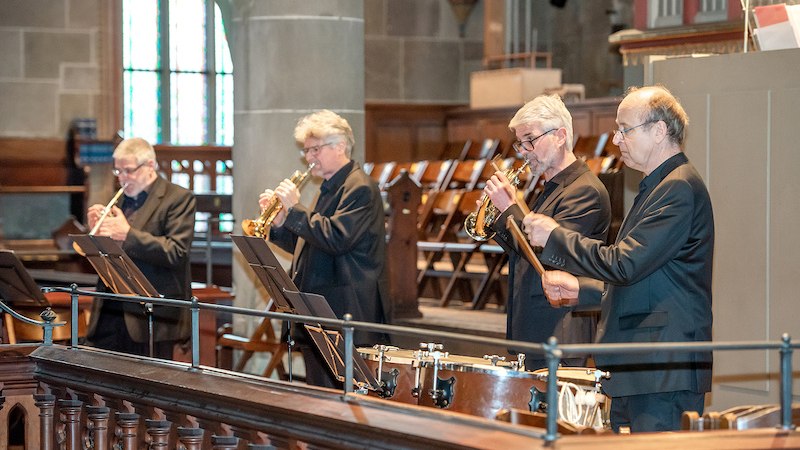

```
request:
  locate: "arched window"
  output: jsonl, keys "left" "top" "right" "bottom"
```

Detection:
{"left": 122, "top": 0, "right": 233, "bottom": 146}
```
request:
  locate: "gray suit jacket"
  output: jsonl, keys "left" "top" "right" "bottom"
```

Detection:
{"left": 541, "top": 153, "right": 714, "bottom": 397}
{"left": 87, "top": 175, "right": 196, "bottom": 343}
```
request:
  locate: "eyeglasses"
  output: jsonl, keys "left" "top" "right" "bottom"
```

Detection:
{"left": 613, "top": 120, "right": 655, "bottom": 139}
{"left": 512, "top": 129, "right": 557, "bottom": 153}
{"left": 112, "top": 162, "right": 147, "bottom": 177}
{"left": 300, "top": 141, "right": 336, "bottom": 156}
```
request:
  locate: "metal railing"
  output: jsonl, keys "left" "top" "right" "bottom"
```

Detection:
{"left": 11, "top": 284, "right": 800, "bottom": 443}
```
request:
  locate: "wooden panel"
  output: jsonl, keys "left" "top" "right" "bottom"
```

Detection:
{"left": 0, "top": 138, "right": 65, "bottom": 163}
{"left": 374, "top": 126, "right": 413, "bottom": 164}
{"left": 416, "top": 125, "right": 447, "bottom": 161}
{"left": 365, "top": 103, "right": 450, "bottom": 163}
{"left": 364, "top": 99, "right": 619, "bottom": 164}
{"left": 571, "top": 111, "right": 593, "bottom": 139}
{"left": 0, "top": 138, "right": 71, "bottom": 186}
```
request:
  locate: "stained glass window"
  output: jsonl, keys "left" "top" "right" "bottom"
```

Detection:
{"left": 122, "top": 0, "right": 233, "bottom": 146}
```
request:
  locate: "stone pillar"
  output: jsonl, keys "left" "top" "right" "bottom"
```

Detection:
{"left": 230, "top": 3, "right": 366, "bottom": 336}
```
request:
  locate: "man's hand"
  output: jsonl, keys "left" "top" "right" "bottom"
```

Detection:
{"left": 87, "top": 203, "right": 106, "bottom": 230}
{"left": 95, "top": 205, "right": 131, "bottom": 241}
{"left": 522, "top": 213, "right": 559, "bottom": 247}
{"left": 258, "top": 188, "right": 286, "bottom": 227}
{"left": 541, "top": 270, "right": 580, "bottom": 307}
{"left": 481, "top": 170, "right": 516, "bottom": 213}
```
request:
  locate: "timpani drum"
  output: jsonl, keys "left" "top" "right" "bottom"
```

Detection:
{"left": 417, "top": 353, "right": 544, "bottom": 419}
{"left": 357, "top": 346, "right": 430, "bottom": 405}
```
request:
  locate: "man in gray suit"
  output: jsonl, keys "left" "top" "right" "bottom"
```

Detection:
{"left": 86, "top": 137, "right": 196, "bottom": 359}
{"left": 523, "top": 85, "right": 714, "bottom": 432}
{"left": 483, "top": 94, "right": 610, "bottom": 371}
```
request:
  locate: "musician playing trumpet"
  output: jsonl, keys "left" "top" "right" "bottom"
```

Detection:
{"left": 85, "top": 137, "right": 196, "bottom": 360}
{"left": 480, "top": 94, "right": 611, "bottom": 371}
{"left": 258, "top": 110, "right": 389, "bottom": 388}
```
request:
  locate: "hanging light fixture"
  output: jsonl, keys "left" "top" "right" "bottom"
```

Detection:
{"left": 448, "top": 0, "right": 479, "bottom": 37}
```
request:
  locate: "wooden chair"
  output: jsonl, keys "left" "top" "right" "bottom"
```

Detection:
{"left": 462, "top": 138, "right": 501, "bottom": 161}
{"left": 442, "top": 159, "right": 488, "bottom": 191}
{"left": 416, "top": 189, "right": 465, "bottom": 299}
{"left": 216, "top": 300, "right": 287, "bottom": 379}
{"left": 367, "top": 161, "right": 397, "bottom": 190}
{"left": 416, "top": 160, "right": 455, "bottom": 195}
{"left": 439, "top": 140, "right": 472, "bottom": 160}
{"left": 3, "top": 292, "right": 92, "bottom": 344}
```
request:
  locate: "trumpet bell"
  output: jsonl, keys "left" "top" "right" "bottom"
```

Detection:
{"left": 241, "top": 218, "right": 266, "bottom": 238}
{"left": 464, "top": 211, "right": 494, "bottom": 241}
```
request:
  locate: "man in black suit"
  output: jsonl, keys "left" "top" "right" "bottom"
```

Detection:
{"left": 524, "top": 85, "right": 714, "bottom": 432}
{"left": 260, "top": 109, "right": 389, "bottom": 387}
{"left": 86, "top": 137, "right": 196, "bottom": 359}
{"left": 483, "top": 94, "right": 611, "bottom": 371}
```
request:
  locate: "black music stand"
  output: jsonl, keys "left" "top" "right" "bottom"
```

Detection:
{"left": 283, "top": 289, "right": 381, "bottom": 391}
{"left": 230, "top": 235, "right": 299, "bottom": 313}
{"left": 70, "top": 234, "right": 161, "bottom": 356}
{"left": 231, "top": 235, "right": 380, "bottom": 390}
{"left": 0, "top": 250, "right": 54, "bottom": 343}
{"left": 0, "top": 250, "right": 50, "bottom": 308}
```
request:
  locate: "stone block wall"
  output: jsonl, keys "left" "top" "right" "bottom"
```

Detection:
{"left": 364, "top": 0, "right": 484, "bottom": 104}
{"left": 0, "top": 0, "right": 100, "bottom": 138}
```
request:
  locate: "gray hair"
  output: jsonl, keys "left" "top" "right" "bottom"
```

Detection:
{"left": 509, "top": 94, "right": 574, "bottom": 150}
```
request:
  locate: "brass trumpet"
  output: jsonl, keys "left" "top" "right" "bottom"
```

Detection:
{"left": 72, "top": 183, "right": 129, "bottom": 255}
{"left": 464, "top": 159, "right": 531, "bottom": 241}
{"left": 242, "top": 162, "right": 316, "bottom": 238}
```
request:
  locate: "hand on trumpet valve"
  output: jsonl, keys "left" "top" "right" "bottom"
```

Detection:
{"left": 90, "top": 205, "right": 131, "bottom": 241}
{"left": 482, "top": 171, "right": 515, "bottom": 214}
{"left": 258, "top": 179, "right": 298, "bottom": 227}
{"left": 541, "top": 270, "right": 580, "bottom": 308}
{"left": 522, "top": 212, "right": 559, "bottom": 247}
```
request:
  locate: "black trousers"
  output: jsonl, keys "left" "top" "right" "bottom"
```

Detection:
{"left": 88, "top": 304, "right": 176, "bottom": 359}
{"left": 610, "top": 390, "right": 706, "bottom": 432}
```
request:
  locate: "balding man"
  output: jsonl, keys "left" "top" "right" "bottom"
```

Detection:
{"left": 523, "top": 86, "right": 714, "bottom": 432}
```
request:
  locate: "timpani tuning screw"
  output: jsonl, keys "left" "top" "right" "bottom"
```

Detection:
{"left": 419, "top": 342, "right": 444, "bottom": 353}
{"left": 482, "top": 354, "right": 506, "bottom": 366}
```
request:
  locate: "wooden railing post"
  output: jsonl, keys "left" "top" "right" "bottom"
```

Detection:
{"left": 385, "top": 170, "right": 422, "bottom": 321}
{"left": 114, "top": 412, "right": 140, "bottom": 450}
{"left": 145, "top": 419, "right": 172, "bottom": 448}
{"left": 85, "top": 405, "right": 110, "bottom": 450}
{"left": 211, "top": 435, "right": 239, "bottom": 449}
{"left": 57, "top": 399, "right": 83, "bottom": 450}
{"left": 34, "top": 394, "right": 56, "bottom": 450}
{"left": 177, "top": 426, "right": 204, "bottom": 450}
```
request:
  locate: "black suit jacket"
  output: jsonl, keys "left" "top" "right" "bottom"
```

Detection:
{"left": 87, "top": 175, "right": 196, "bottom": 343}
{"left": 270, "top": 161, "right": 389, "bottom": 345}
{"left": 541, "top": 153, "right": 714, "bottom": 397}
{"left": 492, "top": 160, "right": 610, "bottom": 369}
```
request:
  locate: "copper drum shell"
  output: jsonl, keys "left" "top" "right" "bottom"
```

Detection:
{"left": 358, "top": 347, "right": 430, "bottom": 405}
{"left": 417, "top": 354, "right": 545, "bottom": 419}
